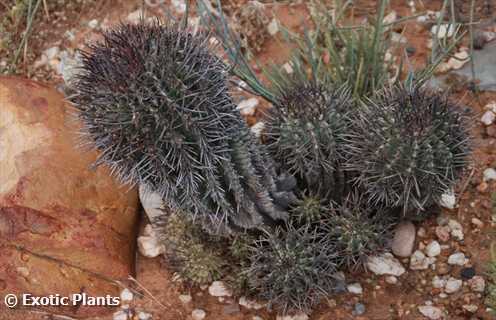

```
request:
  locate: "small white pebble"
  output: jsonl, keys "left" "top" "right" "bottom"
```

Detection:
{"left": 179, "top": 294, "right": 192, "bottom": 304}
{"left": 448, "top": 252, "right": 467, "bottom": 266}
{"left": 410, "top": 250, "right": 435, "bottom": 270}
{"left": 426, "top": 241, "right": 441, "bottom": 257}
{"left": 267, "top": 18, "right": 279, "bottom": 35}
{"left": 417, "top": 15, "right": 428, "bottom": 23}
{"left": 418, "top": 305, "right": 443, "bottom": 320}
{"left": 385, "top": 276, "right": 398, "bottom": 284}
{"left": 383, "top": 11, "right": 397, "bottom": 24}
{"left": 171, "top": 0, "right": 186, "bottom": 13}
{"left": 208, "top": 281, "right": 232, "bottom": 297}
{"left": 138, "top": 311, "right": 152, "bottom": 320}
{"left": 483, "top": 168, "right": 496, "bottom": 182}
{"left": 439, "top": 191, "right": 456, "bottom": 209}
{"left": 448, "top": 219, "right": 463, "bottom": 231}
{"left": 276, "top": 313, "right": 309, "bottom": 320}
{"left": 463, "top": 304, "right": 478, "bottom": 313}
{"left": 468, "top": 276, "right": 486, "bottom": 292}
{"left": 192, "top": 309, "right": 206, "bottom": 320}
{"left": 481, "top": 111, "right": 496, "bottom": 126}
{"left": 88, "top": 19, "right": 99, "bottom": 29}
{"left": 237, "top": 98, "right": 259, "bottom": 116}
{"left": 366, "top": 253, "right": 406, "bottom": 276}
{"left": 484, "top": 101, "right": 496, "bottom": 113}
{"left": 347, "top": 283, "right": 363, "bottom": 295}
{"left": 113, "top": 310, "right": 128, "bottom": 320}
{"left": 445, "top": 277, "right": 462, "bottom": 293}
{"left": 432, "top": 276, "right": 446, "bottom": 289}
{"left": 239, "top": 296, "right": 264, "bottom": 310}
{"left": 120, "top": 288, "right": 133, "bottom": 302}
{"left": 451, "top": 229, "right": 464, "bottom": 241}
{"left": 137, "top": 235, "right": 165, "bottom": 258}
{"left": 471, "top": 218, "right": 484, "bottom": 228}
{"left": 417, "top": 227, "right": 427, "bottom": 237}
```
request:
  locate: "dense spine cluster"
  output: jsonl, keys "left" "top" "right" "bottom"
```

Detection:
{"left": 345, "top": 85, "right": 471, "bottom": 218}
{"left": 323, "top": 192, "right": 394, "bottom": 270}
{"left": 69, "top": 23, "right": 294, "bottom": 231}
{"left": 243, "top": 224, "right": 340, "bottom": 313}
{"left": 290, "top": 193, "right": 328, "bottom": 224}
{"left": 264, "top": 82, "right": 352, "bottom": 197}
{"left": 162, "top": 213, "right": 226, "bottom": 284}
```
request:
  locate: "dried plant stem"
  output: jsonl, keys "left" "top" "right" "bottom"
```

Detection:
{"left": 127, "top": 275, "right": 178, "bottom": 312}
{"left": 11, "top": 0, "right": 42, "bottom": 71}
{"left": 468, "top": 0, "right": 478, "bottom": 94}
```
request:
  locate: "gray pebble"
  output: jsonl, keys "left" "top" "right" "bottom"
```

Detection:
{"left": 353, "top": 303, "right": 366, "bottom": 316}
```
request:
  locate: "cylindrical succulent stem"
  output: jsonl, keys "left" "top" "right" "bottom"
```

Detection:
{"left": 69, "top": 22, "right": 295, "bottom": 233}
{"left": 264, "top": 82, "right": 353, "bottom": 201}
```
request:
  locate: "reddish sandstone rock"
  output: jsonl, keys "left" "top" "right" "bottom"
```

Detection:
{"left": 0, "top": 77, "right": 139, "bottom": 318}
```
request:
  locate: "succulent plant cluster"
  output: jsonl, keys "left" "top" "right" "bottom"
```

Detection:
{"left": 70, "top": 6, "right": 473, "bottom": 315}
{"left": 240, "top": 84, "right": 470, "bottom": 312}
{"left": 69, "top": 22, "right": 295, "bottom": 232}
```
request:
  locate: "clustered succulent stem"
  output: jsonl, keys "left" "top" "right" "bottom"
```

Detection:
{"left": 69, "top": 22, "right": 295, "bottom": 233}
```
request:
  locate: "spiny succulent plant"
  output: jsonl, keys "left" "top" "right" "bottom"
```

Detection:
{"left": 69, "top": 22, "right": 296, "bottom": 232}
{"left": 290, "top": 193, "right": 329, "bottom": 225}
{"left": 152, "top": 212, "right": 226, "bottom": 284}
{"left": 224, "top": 233, "right": 258, "bottom": 295}
{"left": 323, "top": 192, "right": 395, "bottom": 270}
{"left": 243, "top": 224, "right": 340, "bottom": 313}
{"left": 176, "top": 242, "right": 225, "bottom": 284}
{"left": 264, "top": 82, "right": 352, "bottom": 198}
{"left": 345, "top": 84, "right": 471, "bottom": 219}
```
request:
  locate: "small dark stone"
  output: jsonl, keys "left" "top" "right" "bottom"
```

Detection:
{"left": 472, "top": 30, "right": 486, "bottom": 50}
{"left": 461, "top": 267, "right": 476, "bottom": 280}
{"left": 406, "top": 46, "right": 416, "bottom": 56}
{"left": 335, "top": 280, "right": 347, "bottom": 293}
